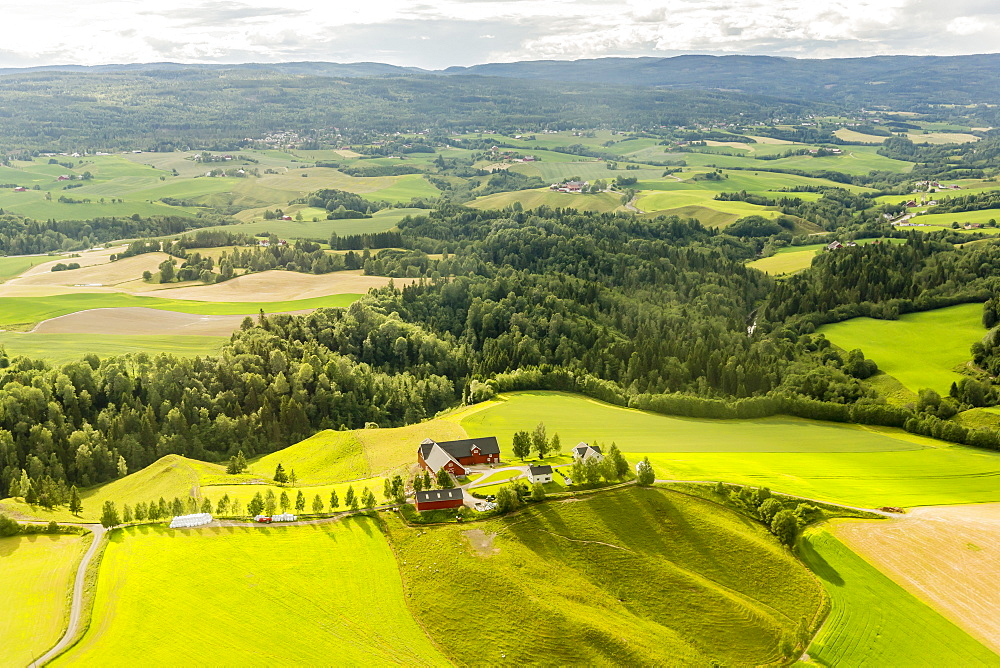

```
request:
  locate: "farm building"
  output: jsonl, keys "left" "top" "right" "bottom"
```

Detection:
{"left": 417, "top": 437, "right": 501, "bottom": 476}
{"left": 528, "top": 465, "right": 553, "bottom": 484}
{"left": 414, "top": 488, "right": 465, "bottom": 511}
{"left": 572, "top": 443, "right": 604, "bottom": 462}
{"left": 169, "top": 513, "right": 213, "bottom": 529}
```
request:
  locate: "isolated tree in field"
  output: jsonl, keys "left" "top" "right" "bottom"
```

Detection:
{"left": 68, "top": 485, "right": 82, "bottom": 516}
{"left": 295, "top": 490, "right": 306, "bottom": 512}
{"left": 171, "top": 497, "right": 184, "bottom": 516}
{"left": 273, "top": 463, "right": 289, "bottom": 484}
{"left": 384, "top": 478, "right": 393, "bottom": 502}
{"left": 264, "top": 490, "right": 276, "bottom": 515}
{"left": 216, "top": 494, "right": 230, "bottom": 515}
{"left": 201, "top": 498, "right": 212, "bottom": 514}
{"left": 100, "top": 501, "right": 120, "bottom": 528}
{"left": 422, "top": 470, "right": 432, "bottom": 490}
{"left": 608, "top": 443, "right": 629, "bottom": 479}
{"left": 344, "top": 486, "right": 356, "bottom": 509}
{"left": 312, "top": 494, "right": 323, "bottom": 513}
{"left": 248, "top": 492, "right": 265, "bottom": 517}
{"left": 146, "top": 500, "right": 160, "bottom": 521}
{"left": 532, "top": 422, "right": 549, "bottom": 458}
{"left": 134, "top": 501, "right": 147, "bottom": 521}
{"left": 362, "top": 488, "right": 376, "bottom": 509}
{"left": 495, "top": 484, "right": 522, "bottom": 513}
{"left": 122, "top": 504, "right": 133, "bottom": 524}
{"left": 330, "top": 489, "right": 340, "bottom": 509}
{"left": 512, "top": 430, "right": 532, "bottom": 460}
{"left": 158, "top": 498, "right": 169, "bottom": 519}
{"left": 636, "top": 457, "right": 655, "bottom": 486}
{"left": 117, "top": 455, "right": 128, "bottom": 478}
{"left": 550, "top": 433, "right": 561, "bottom": 455}
{"left": 279, "top": 490, "right": 290, "bottom": 512}
{"left": 771, "top": 510, "right": 798, "bottom": 546}
{"left": 227, "top": 450, "right": 248, "bottom": 475}
{"left": 289, "top": 469, "right": 297, "bottom": 487}
{"left": 231, "top": 498, "right": 243, "bottom": 516}
{"left": 531, "top": 481, "right": 546, "bottom": 502}
{"left": 391, "top": 475, "right": 405, "bottom": 504}
{"left": 186, "top": 497, "right": 199, "bottom": 513}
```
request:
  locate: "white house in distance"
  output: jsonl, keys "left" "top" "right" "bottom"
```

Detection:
{"left": 572, "top": 443, "right": 604, "bottom": 462}
{"left": 527, "top": 464, "right": 553, "bottom": 484}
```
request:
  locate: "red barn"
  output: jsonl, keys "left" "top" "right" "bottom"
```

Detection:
{"left": 414, "top": 488, "right": 465, "bottom": 511}
{"left": 417, "top": 437, "right": 501, "bottom": 476}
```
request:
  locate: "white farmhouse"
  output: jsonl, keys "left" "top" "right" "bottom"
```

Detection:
{"left": 572, "top": 443, "right": 604, "bottom": 462}
{"left": 527, "top": 464, "right": 553, "bottom": 484}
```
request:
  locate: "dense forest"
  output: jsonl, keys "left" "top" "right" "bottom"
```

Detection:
{"left": 5, "top": 204, "right": 1000, "bottom": 500}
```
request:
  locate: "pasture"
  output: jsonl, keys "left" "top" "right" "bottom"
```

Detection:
{"left": 457, "top": 391, "right": 929, "bottom": 454}
{"left": 0, "top": 533, "right": 90, "bottom": 668}
{"left": 57, "top": 520, "right": 447, "bottom": 666}
{"left": 467, "top": 188, "right": 623, "bottom": 213}
{"left": 0, "top": 254, "right": 64, "bottom": 282}
{"left": 818, "top": 302, "right": 986, "bottom": 394}
{"left": 0, "top": 332, "right": 227, "bottom": 364}
{"left": 800, "top": 528, "right": 996, "bottom": 666}
{"left": 386, "top": 486, "right": 824, "bottom": 666}
{"left": 748, "top": 247, "right": 821, "bottom": 275}
{"left": 0, "top": 291, "right": 362, "bottom": 329}
{"left": 209, "top": 207, "right": 424, "bottom": 237}
{"left": 831, "top": 505, "right": 1000, "bottom": 652}
{"left": 458, "top": 391, "right": 1000, "bottom": 507}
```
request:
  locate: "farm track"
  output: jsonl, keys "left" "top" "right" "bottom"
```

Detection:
{"left": 31, "top": 523, "right": 106, "bottom": 667}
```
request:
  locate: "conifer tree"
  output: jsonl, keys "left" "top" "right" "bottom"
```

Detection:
{"left": 295, "top": 490, "right": 305, "bottom": 512}
{"left": 68, "top": 485, "right": 82, "bottom": 516}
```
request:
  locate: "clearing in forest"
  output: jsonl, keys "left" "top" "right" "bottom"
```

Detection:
{"left": 0, "top": 533, "right": 91, "bottom": 668}
{"left": 818, "top": 302, "right": 987, "bottom": 394}
{"left": 385, "top": 486, "right": 825, "bottom": 666}
{"left": 831, "top": 505, "right": 1000, "bottom": 652}
{"left": 800, "top": 528, "right": 997, "bottom": 666}
{"left": 56, "top": 520, "right": 447, "bottom": 666}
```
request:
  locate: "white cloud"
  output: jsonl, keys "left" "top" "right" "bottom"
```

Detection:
{"left": 0, "top": 0, "right": 997, "bottom": 69}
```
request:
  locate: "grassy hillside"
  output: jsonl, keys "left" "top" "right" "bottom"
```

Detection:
{"left": 357, "top": 419, "right": 468, "bottom": 475}
{"left": 458, "top": 391, "right": 927, "bottom": 454}
{"left": 0, "top": 533, "right": 91, "bottom": 668}
{"left": 468, "top": 188, "right": 623, "bottom": 213}
{"left": 800, "top": 528, "right": 997, "bottom": 666}
{"left": 458, "top": 392, "right": 1000, "bottom": 507}
{"left": 386, "top": 486, "right": 825, "bottom": 666}
{"left": 818, "top": 303, "right": 986, "bottom": 394}
{"left": 250, "top": 430, "right": 367, "bottom": 485}
{"left": 56, "top": 519, "right": 447, "bottom": 666}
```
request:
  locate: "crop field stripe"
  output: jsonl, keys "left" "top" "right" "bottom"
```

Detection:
{"left": 0, "top": 333, "right": 228, "bottom": 364}
{"left": 56, "top": 521, "right": 448, "bottom": 666}
{"left": 800, "top": 528, "right": 998, "bottom": 666}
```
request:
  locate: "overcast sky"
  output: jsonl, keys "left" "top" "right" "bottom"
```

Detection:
{"left": 1, "top": 0, "right": 997, "bottom": 69}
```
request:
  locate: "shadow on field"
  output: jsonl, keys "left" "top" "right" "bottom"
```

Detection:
{"left": 799, "top": 534, "right": 844, "bottom": 587}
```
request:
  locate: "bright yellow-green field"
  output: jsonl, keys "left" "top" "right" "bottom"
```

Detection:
{"left": 748, "top": 247, "right": 821, "bottom": 275}
{"left": 387, "top": 486, "right": 825, "bottom": 666}
{"left": 801, "top": 527, "right": 997, "bottom": 666}
{"left": 818, "top": 302, "right": 986, "bottom": 394}
{"left": 56, "top": 520, "right": 447, "bottom": 666}
{"left": 0, "top": 533, "right": 90, "bottom": 668}
{"left": 0, "top": 254, "right": 63, "bottom": 281}
{"left": 456, "top": 391, "right": 1000, "bottom": 507}
{"left": 0, "top": 332, "right": 227, "bottom": 364}
{"left": 468, "top": 188, "right": 623, "bottom": 213}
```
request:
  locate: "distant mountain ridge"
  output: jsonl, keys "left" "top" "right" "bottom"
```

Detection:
{"left": 2, "top": 53, "right": 999, "bottom": 108}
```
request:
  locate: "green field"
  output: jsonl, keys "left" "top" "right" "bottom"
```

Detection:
{"left": 0, "top": 292, "right": 362, "bottom": 328}
{"left": 0, "top": 533, "right": 90, "bottom": 668}
{"left": 205, "top": 207, "right": 424, "bottom": 239}
{"left": 386, "top": 486, "right": 824, "bottom": 666}
{"left": 0, "top": 332, "right": 227, "bottom": 363}
{"left": 250, "top": 429, "right": 368, "bottom": 486}
{"left": 57, "top": 520, "right": 447, "bottom": 666}
{"left": 908, "top": 208, "right": 1000, "bottom": 231}
{"left": 458, "top": 392, "right": 1000, "bottom": 507}
{"left": 468, "top": 188, "right": 623, "bottom": 212}
{"left": 748, "top": 248, "right": 821, "bottom": 274}
{"left": 818, "top": 303, "right": 986, "bottom": 394}
{"left": 800, "top": 527, "right": 997, "bottom": 666}
{"left": 0, "top": 254, "right": 63, "bottom": 281}
{"left": 458, "top": 392, "right": 929, "bottom": 454}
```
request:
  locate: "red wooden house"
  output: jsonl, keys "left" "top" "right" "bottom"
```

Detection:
{"left": 414, "top": 488, "right": 465, "bottom": 511}
{"left": 417, "top": 437, "right": 501, "bottom": 476}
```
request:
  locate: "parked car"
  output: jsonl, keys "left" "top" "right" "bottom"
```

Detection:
{"left": 254, "top": 515, "right": 272, "bottom": 523}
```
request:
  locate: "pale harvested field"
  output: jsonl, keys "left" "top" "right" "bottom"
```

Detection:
{"left": 31, "top": 307, "right": 286, "bottom": 336}
{"left": 2, "top": 253, "right": 170, "bottom": 293}
{"left": 746, "top": 135, "right": 795, "bottom": 145}
{"left": 907, "top": 132, "right": 980, "bottom": 145}
{"left": 133, "top": 269, "right": 410, "bottom": 302}
{"left": 705, "top": 140, "right": 753, "bottom": 151}
{"left": 831, "top": 504, "right": 1000, "bottom": 652}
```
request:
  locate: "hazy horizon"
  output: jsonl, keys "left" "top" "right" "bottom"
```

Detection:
{"left": 2, "top": 0, "right": 999, "bottom": 70}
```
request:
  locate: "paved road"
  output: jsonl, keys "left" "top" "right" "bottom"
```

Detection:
{"left": 31, "top": 523, "right": 106, "bottom": 667}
